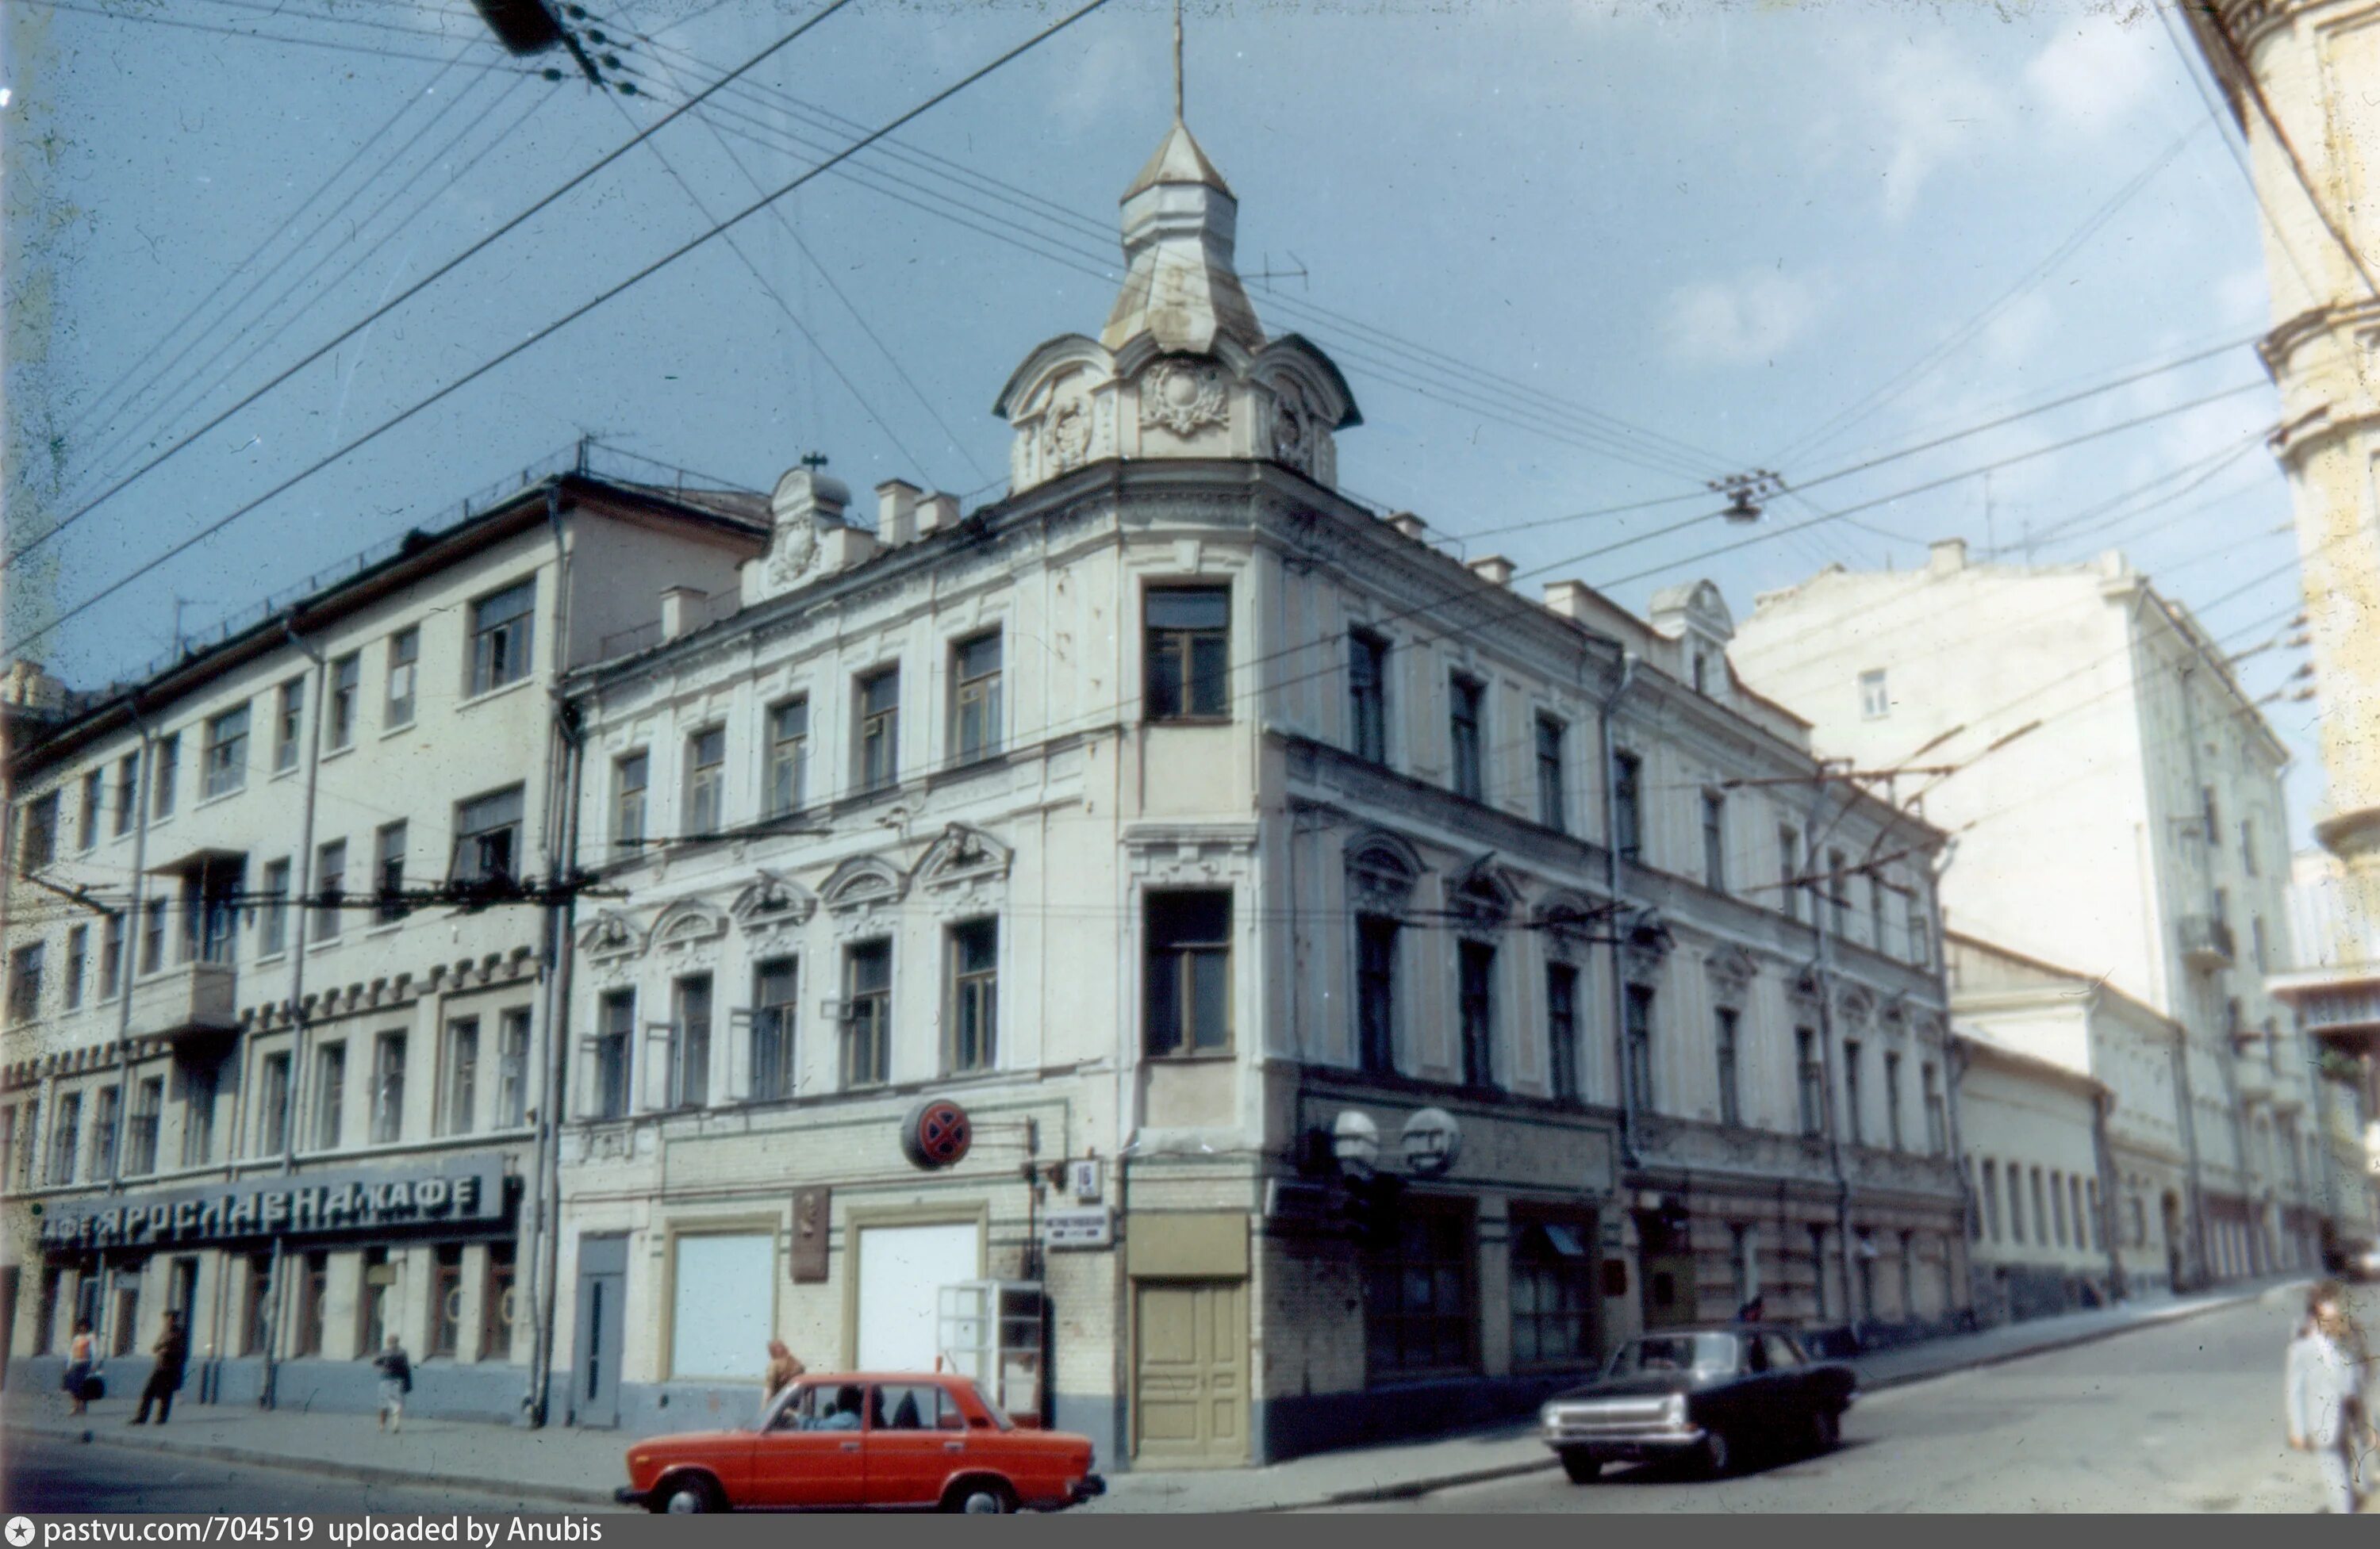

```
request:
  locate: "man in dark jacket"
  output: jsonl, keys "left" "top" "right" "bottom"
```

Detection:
{"left": 130, "top": 1311, "right": 189, "bottom": 1425}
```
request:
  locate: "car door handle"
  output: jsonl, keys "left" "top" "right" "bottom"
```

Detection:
{"left": 840, "top": 1442, "right": 860, "bottom": 1452}
{"left": 944, "top": 1442, "right": 964, "bottom": 1454}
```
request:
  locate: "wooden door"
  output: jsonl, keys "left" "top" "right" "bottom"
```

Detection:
{"left": 1132, "top": 1280, "right": 1248, "bottom": 1468}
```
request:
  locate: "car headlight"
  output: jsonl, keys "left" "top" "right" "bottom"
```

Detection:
{"left": 1539, "top": 1404, "right": 1559, "bottom": 1429}
{"left": 1662, "top": 1394, "right": 1687, "bottom": 1428}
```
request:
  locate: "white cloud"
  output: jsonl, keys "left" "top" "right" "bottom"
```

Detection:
{"left": 1867, "top": 36, "right": 2008, "bottom": 222}
{"left": 1665, "top": 270, "right": 1825, "bottom": 366}
{"left": 2025, "top": 11, "right": 2159, "bottom": 136}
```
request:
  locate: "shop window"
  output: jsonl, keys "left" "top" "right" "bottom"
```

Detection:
{"left": 670, "top": 1234, "right": 773, "bottom": 1381}
{"left": 359, "top": 1249, "right": 393, "bottom": 1355}
{"left": 1510, "top": 1217, "right": 1597, "bottom": 1369}
{"left": 482, "top": 1244, "right": 517, "bottom": 1363}
{"left": 112, "top": 1274, "right": 141, "bottom": 1357}
{"left": 296, "top": 1253, "right": 328, "bottom": 1357}
{"left": 1364, "top": 1199, "right": 1476, "bottom": 1379}
{"left": 430, "top": 1246, "right": 463, "bottom": 1359}
{"left": 241, "top": 1252, "right": 273, "bottom": 1357}
{"left": 33, "top": 1267, "right": 60, "bottom": 1356}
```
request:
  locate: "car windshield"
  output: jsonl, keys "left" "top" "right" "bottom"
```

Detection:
{"left": 1607, "top": 1334, "right": 1739, "bottom": 1378}
{"left": 968, "top": 1380, "right": 1015, "bottom": 1432}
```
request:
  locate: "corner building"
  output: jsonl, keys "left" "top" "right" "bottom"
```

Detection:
{"left": 550, "top": 114, "right": 1967, "bottom": 1468}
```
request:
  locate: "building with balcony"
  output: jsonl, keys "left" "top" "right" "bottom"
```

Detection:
{"left": 1730, "top": 540, "right": 2321, "bottom": 1287}
{"left": 0, "top": 457, "right": 766, "bottom": 1418}
{"left": 538, "top": 110, "right": 1967, "bottom": 1468}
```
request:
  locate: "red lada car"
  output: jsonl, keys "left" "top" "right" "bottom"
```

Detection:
{"left": 616, "top": 1372, "right": 1105, "bottom": 1513}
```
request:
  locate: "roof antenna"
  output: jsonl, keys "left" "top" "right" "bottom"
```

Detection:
{"left": 1173, "top": 0, "right": 1185, "bottom": 122}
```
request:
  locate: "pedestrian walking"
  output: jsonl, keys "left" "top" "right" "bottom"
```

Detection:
{"left": 762, "top": 1339, "right": 805, "bottom": 1421}
{"left": 61, "top": 1319, "right": 95, "bottom": 1416}
{"left": 129, "top": 1311, "right": 187, "bottom": 1425}
{"left": 2287, "top": 1281, "right": 2370, "bottom": 1513}
{"left": 372, "top": 1336, "right": 413, "bottom": 1433}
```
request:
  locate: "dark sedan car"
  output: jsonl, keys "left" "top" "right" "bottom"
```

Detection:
{"left": 1538, "top": 1327, "right": 1856, "bottom": 1482}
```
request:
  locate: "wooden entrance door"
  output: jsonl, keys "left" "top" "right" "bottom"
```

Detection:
{"left": 1132, "top": 1280, "right": 1248, "bottom": 1467}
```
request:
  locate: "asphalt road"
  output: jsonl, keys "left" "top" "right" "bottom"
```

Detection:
{"left": 0, "top": 1432, "right": 624, "bottom": 1516}
{"left": 1326, "top": 1285, "right": 2363, "bottom": 1513}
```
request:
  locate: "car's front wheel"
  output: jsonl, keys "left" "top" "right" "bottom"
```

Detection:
{"left": 1808, "top": 1406, "right": 1841, "bottom": 1455}
{"left": 654, "top": 1474, "right": 723, "bottom": 1514}
{"left": 1558, "top": 1450, "right": 1603, "bottom": 1484}
{"left": 946, "top": 1479, "right": 1017, "bottom": 1514}
{"left": 1701, "top": 1429, "right": 1733, "bottom": 1478}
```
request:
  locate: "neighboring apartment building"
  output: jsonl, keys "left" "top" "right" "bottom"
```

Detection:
{"left": 1732, "top": 540, "right": 2320, "bottom": 1286}
{"left": 1950, "top": 1031, "right": 2117, "bottom": 1322}
{"left": 0, "top": 467, "right": 763, "bottom": 1419}
{"left": 2275, "top": 848, "right": 2380, "bottom": 1244}
{"left": 538, "top": 112, "right": 1966, "bottom": 1469}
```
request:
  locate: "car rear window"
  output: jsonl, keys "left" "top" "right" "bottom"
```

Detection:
{"left": 1608, "top": 1333, "right": 1739, "bottom": 1377}
{"left": 966, "top": 1380, "right": 1015, "bottom": 1431}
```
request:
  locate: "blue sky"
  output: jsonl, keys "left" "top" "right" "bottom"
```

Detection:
{"left": 1, "top": 0, "right": 2320, "bottom": 837}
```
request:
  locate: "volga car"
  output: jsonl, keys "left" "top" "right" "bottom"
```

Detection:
{"left": 616, "top": 1372, "right": 1104, "bottom": 1513}
{"left": 1539, "top": 1328, "right": 1856, "bottom": 1481}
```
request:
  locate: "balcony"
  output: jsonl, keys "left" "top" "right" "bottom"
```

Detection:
{"left": 2232, "top": 1052, "right": 2274, "bottom": 1105}
{"left": 126, "top": 960, "right": 238, "bottom": 1045}
{"left": 2179, "top": 914, "right": 2236, "bottom": 970}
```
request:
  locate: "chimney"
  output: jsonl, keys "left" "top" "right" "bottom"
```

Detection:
{"left": 823, "top": 524, "right": 877, "bottom": 573}
{"left": 1542, "top": 580, "right": 1593, "bottom": 621}
{"left": 1926, "top": 537, "right": 1967, "bottom": 576}
{"left": 659, "top": 585, "right": 705, "bottom": 641}
{"left": 918, "top": 493, "right": 961, "bottom": 535}
{"left": 877, "top": 479, "right": 922, "bottom": 546}
{"left": 1468, "top": 554, "right": 1515, "bottom": 588}
{"left": 1386, "top": 511, "right": 1427, "bottom": 541}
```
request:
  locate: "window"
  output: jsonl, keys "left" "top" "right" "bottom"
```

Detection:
{"left": 858, "top": 667, "right": 900, "bottom": 793}
{"left": 1449, "top": 676, "right": 1484, "bottom": 802}
{"left": 469, "top": 578, "right": 536, "bottom": 695}
{"left": 431, "top": 1245, "right": 463, "bottom": 1359}
{"left": 1509, "top": 1216, "right": 1596, "bottom": 1368}
{"left": 14, "top": 792, "right": 55, "bottom": 876}
{"left": 1146, "top": 891, "right": 1232, "bottom": 1056}
{"left": 482, "top": 1244, "right": 518, "bottom": 1363}
{"left": 441, "top": 1018, "right": 479, "bottom": 1135}
{"left": 296, "top": 1253, "right": 328, "bottom": 1357}
{"left": 1624, "top": 984, "right": 1656, "bottom": 1113}
{"left": 496, "top": 1009, "right": 530, "bottom": 1129}
{"left": 90, "top": 1087, "right": 118, "bottom": 1178}
{"left": 152, "top": 734, "right": 178, "bottom": 818}
{"left": 2241, "top": 818, "right": 2259, "bottom": 876}
{"left": 1841, "top": 1040, "right": 1864, "bottom": 1146}
{"left": 63, "top": 925, "right": 86, "bottom": 1010}
{"left": 314, "top": 841, "right": 346, "bottom": 941}
{"left": 1691, "top": 649, "right": 1710, "bottom": 695}
{"left": 385, "top": 627, "right": 418, "bottom": 727}
{"left": 1859, "top": 669, "right": 1889, "bottom": 719}
{"left": 370, "top": 1032, "right": 406, "bottom": 1144}
{"left": 751, "top": 960, "right": 797, "bottom": 1102}
{"left": 1729, "top": 1223, "right": 1758, "bottom": 1309}
{"left": 1870, "top": 875, "right": 1888, "bottom": 953}
{"left": 1715, "top": 1008, "right": 1742, "bottom": 1127}
{"left": 684, "top": 727, "right": 725, "bottom": 837}
{"left": 2201, "top": 785, "right": 2220, "bottom": 840}
{"left": 256, "top": 1052, "right": 291, "bottom": 1158}
{"left": 1701, "top": 791, "right": 1726, "bottom": 891}
{"left": 1145, "top": 587, "right": 1229, "bottom": 719}
{"left": 79, "top": 769, "right": 102, "bottom": 850}
{"left": 140, "top": 896, "right": 170, "bottom": 974}
{"left": 1798, "top": 1029, "right": 1825, "bottom": 1137}
{"left": 113, "top": 753, "right": 139, "bottom": 837}
{"left": 327, "top": 655, "right": 359, "bottom": 750}
{"left": 671, "top": 975, "right": 712, "bottom": 1108}
{"left": 253, "top": 857, "right": 290, "bottom": 957}
{"left": 949, "top": 920, "right": 998, "bottom": 1074}
{"left": 952, "top": 633, "right": 1003, "bottom": 762}
{"left": 1982, "top": 1160, "right": 2002, "bottom": 1240}
{"left": 612, "top": 753, "right": 648, "bottom": 850}
{"left": 274, "top": 679, "right": 303, "bottom": 773}
{"left": 1897, "top": 1233, "right": 1916, "bottom": 1317}
{"left": 359, "top": 1248, "right": 392, "bottom": 1355}
{"left": 374, "top": 822, "right": 408, "bottom": 925}
{"left": 129, "top": 1077, "right": 163, "bottom": 1175}
{"left": 7, "top": 942, "right": 44, "bottom": 1023}
{"left": 1364, "top": 1200, "right": 1475, "bottom": 1377}
{"left": 2072, "top": 1175, "right": 2090, "bottom": 1251}
{"left": 2252, "top": 917, "right": 2270, "bottom": 973}
{"left": 766, "top": 700, "right": 808, "bottom": 817}
{"left": 1535, "top": 715, "right": 1567, "bottom": 831}
{"left": 1612, "top": 750, "right": 1643, "bottom": 861}
{"left": 2050, "top": 1171, "right": 2067, "bottom": 1247}
{"left": 1546, "top": 962, "right": 1579, "bottom": 1102}
{"left": 1826, "top": 849, "right": 1849, "bottom": 937}
{"left": 1922, "top": 1062, "right": 1946, "bottom": 1155}
{"left": 452, "top": 786, "right": 524, "bottom": 884}
{"left": 1357, "top": 918, "right": 1399, "bottom": 1076}
{"left": 47, "top": 1092, "right": 79, "bottom": 1185}
{"left": 240, "top": 1253, "right": 274, "bottom": 1358}
{"left": 100, "top": 914, "right": 124, "bottom": 996}
{"left": 843, "top": 943, "right": 891, "bottom": 1088}
{"left": 1810, "top": 1226, "right": 1832, "bottom": 1318}
{"left": 1883, "top": 1051, "right": 1903, "bottom": 1151}
{"left": 202, "top": 705, "right": 248, "bottom": 798}
{"left": 1906, "top": 891, "right": 1931, "bottom": 968}
{"left": 2029, "top": 1168, "right": 2048, "bottom": 1247}
{"left": 593, "top": 991, "right": 633, "bottom": 1120}
{"left": 180, "top": 1060, "right": 218, "bottom": 1167}
{"left": 1779, "top": 825, "right": 1802, "bottom": 922}
{"left": 1458, "top": 941, "right": 1495, "bottom": 1087}
{"left": 1348, "top": 631, "right": 1388, "bottom": 763}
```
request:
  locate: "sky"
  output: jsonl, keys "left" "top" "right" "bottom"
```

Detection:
{"left": 0, "top": 0, "right": 2325, "bottom": 842}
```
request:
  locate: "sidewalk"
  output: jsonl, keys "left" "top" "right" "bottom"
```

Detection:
{"left": 2, "top": 1279, "right": 2293, "bottom": 1513}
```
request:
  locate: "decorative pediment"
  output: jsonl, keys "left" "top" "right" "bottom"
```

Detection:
{"left": 1534, "top": 889, "right": 1605, "bottom": 960}
{"left": 1836, "top": 981, "right": 1878, "bottom": 1028}
{"left": 578, "top": 910, "right": 647, "bottom": 960}
{"left": 1620, "top": 907, "right": 1676, "bottom": 983}
{"left": 915, "top": 824, "right": 1012, "bottom": 893}
{"left": 822, "top": 854, "right": 909, "bottom": 914}
{"left": 1442, "top": 853, "right": 1523, "bottom": 929}
{"left": 1705, "top": 944, "right": 1760, "bottom": 1003}
{"left": 731, "top": 869, "right": 816, "bottom": 929}
{"left": 651, "top": 899, "right": 731, "bottom": 951}
{"left": 1345, "top": 827, "right": 1425, "bottom": 914}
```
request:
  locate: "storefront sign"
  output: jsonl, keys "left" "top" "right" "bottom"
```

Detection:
{"left": 1041, "top": 1206, "right": 1114, "bottom": 1250}
{"left": 1400, "top": 1108, "right": 1462, "bottom": 1176}
{"left": 35, "top": 1155, "right": 508, "bottom": 1251}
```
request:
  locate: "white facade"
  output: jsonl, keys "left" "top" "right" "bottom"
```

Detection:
{"left": 1731, "top": 540, "right": 2325, "bottom": 1283}
{"left": 1951, "top": 1034, "right": 2120, "bottom": 1321}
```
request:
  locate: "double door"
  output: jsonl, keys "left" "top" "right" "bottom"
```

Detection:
{"left": 1132, "top": 1280, "right": 1248, "bottom": 1467}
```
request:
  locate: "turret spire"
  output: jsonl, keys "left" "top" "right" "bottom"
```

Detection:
{"left": 1173, "top": 0, "right": 1184, "bottom": 122}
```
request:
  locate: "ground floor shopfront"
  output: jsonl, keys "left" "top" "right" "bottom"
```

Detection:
{"left": 1, "top": 1152, "right": 531, "bottom": 1421}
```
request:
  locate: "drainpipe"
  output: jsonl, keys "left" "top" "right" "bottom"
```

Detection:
{"left": 2178, "top": 665, "right": 2256, "bottom": 1279}
{"left": 2090, "top": 1083, "right": 2126, "bottom": 1301}
{"left": 524, "top": 481, "right": 578, "bottom": 1428}
{"left": 259, "top": 614, "right": 328, "bottom": 1410}
{"left": 1595, "top": 654, "right": 1640, "bottom": 1169}
{"left": 98, "top": 702, "right": 156, "bottom": 1364}
{"left": 1927, "top": 840, "right": 1977, "bottom": 1323}
{"left": 1809, "top": 774, "right": 1858, "bottom": 1340}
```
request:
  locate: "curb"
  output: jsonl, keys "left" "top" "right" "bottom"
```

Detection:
{"left": 17, "top": 1427, "right": 617, "bottom": 1510}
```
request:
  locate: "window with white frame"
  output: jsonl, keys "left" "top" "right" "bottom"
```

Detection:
{"left": 314, "top": 840, "right": 346, "bottom": 941}
{"left": 858, "top": 667, "right": 900, "bottom": 794}
{"left": 684, "top": 727, "right": 725, "bottom": 838}
{"left": 327, "top": 656, "right": 359, "bottom": 750}
{"left": 949, "top": 920, "right": 997, "bottom": 1073}
{"left": 766, "top": 700, "right": 808, "bottom": 817}
{"left": 671, "top": 974, "right": 712, "bottom": 1108}
{"left": 613, "top": 753, "right": 647, "bottom": 850}
{"left": 843, "top": 942, "right": 892, "bottom": 1087}
{"left": 440, "top": 1017, "right": 478, "bottom": 1136}
{"left": 386, "top": 627, "right": 419, "bottom": 727}
{"left": 1859, "top": 669, "right": 1889, "bottom": 719}
{"left": 79, "top": 769, "right": 102, "bottom": 851}
{"left": 374, "top": 822, "right": 408, "bottom": 925}
{"left": 370, "top": 1032, "right": 405, "bottom": 1144}
{"left": 152, "top": 733, "right": 179, "bottom": 818}
{"left": 593, "top": 990, "right": 632, "bottom": 1120}
{"left": 496, "top": 1008, "right": 531, "bottom": 1129}
{"left": 274, "top": 678, "right": 303, "bottom": 773}
{"left": 751, "top": 960, "right": 797, "bottom": 1102}
{"left": 451, "top": 786, "right": 523, "bottom": 884}
{"left": 469, "top": 578, "right": 536, "bottom": 695}
{"left": 952, "top": 633, "right": 1003, "bottom": 763}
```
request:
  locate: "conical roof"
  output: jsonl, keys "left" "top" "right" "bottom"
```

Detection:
{"left": 1122, "top": 117, "right": 1232, "bottom": 201}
